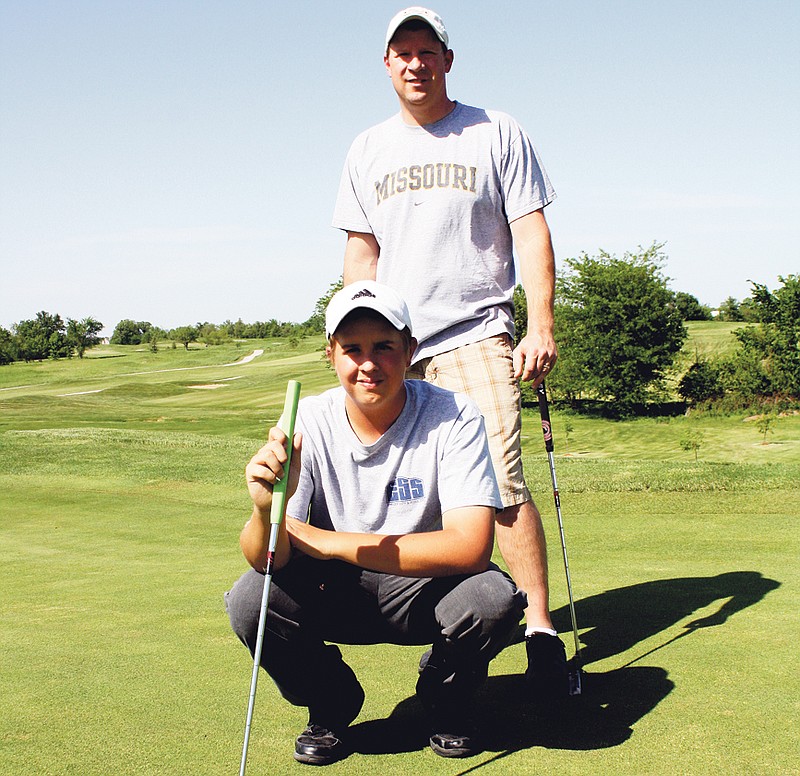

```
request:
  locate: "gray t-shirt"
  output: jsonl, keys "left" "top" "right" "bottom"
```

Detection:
{"left": 286, "top": 380, "right": 502, "bottom": 534}
{"left": 332, "top": 102, "right": 555, "bottom": 362}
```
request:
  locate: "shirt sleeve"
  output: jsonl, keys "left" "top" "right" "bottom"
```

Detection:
{"left": 331, "top": 139, "right": 374, "bottom": 234}
{"left": 498, "top": 115, "right": 557, "bottom": 223}
{"left": 437, "top": 401, "right": 503, "bottom": 514}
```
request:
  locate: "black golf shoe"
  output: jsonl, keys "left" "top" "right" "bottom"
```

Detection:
{"left": 429, "top": 728, "right": 481, "bottom": 759}
{"left": 295, "top": 658, "right": 365, "bottom": 765}
{"left": 425, "top": 702, "right": 482, "bottom": 759}
{"left": 525, "top": 632, "right": 570, "bottom": 699}
{"left": 416, "top": 650, "right": 482, "bottom": 758}
{"left": 294, "top": 724, "right": 347, "bottom": 765}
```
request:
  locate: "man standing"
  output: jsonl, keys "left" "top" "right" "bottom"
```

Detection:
{"left": 332, "top": 7, "right": 568, "bottom": 695}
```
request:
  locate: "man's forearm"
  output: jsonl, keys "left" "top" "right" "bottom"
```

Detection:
{"left": 343, "top": 231, "right": 380, "bottom": 284}
{"left": 513, "top": 211, "right": 556, "bottom": 334}
{"left": 523, "top": 251, "right": 555, "bottom": 335}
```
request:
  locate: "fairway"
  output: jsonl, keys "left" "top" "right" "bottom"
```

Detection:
{"left": 683, "top": 320, "right": 742, "bottom": 358}
{"left": 1, "top": 341, "right": 798, "bottom": 775}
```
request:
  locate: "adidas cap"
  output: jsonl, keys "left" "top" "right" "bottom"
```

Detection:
{"left": 325, "top": 280, "right": 413, "bottom": 339}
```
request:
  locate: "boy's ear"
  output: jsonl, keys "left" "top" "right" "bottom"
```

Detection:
{"left": 325, "top": 343, "right": 334, "bottom": 362}
{"left": 406, "top": 338, "right": 418, "bottom": 366}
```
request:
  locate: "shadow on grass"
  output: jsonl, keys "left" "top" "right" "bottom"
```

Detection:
{"left": 349, "top": 666, "right": 671, "bottom": 758}
{"left": 550, "top": 570, "right": 781, "bottom": 666}
{"left": 348, "top": 570, "right": 779, "bottom": 761}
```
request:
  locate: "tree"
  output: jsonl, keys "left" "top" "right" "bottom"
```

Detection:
{"left": 745, "top": 275, "right": 800, "bottom": 397}
{"left": 512, "top": 284, "right": 527, "bottom": 347}
{"left": 197, "top": 323, "right": 228, "bottom": 346}
{"left": 717, "top": 296, "right": 743, "bottom": 322}
{"left": 170, "top": 325, "right": 198, "bottom": 350}
{"left": 554, "top": 243, "right": 687, "bottom": 412}
{"left": 718, "top": 343, "right": 772, "bottom": 401}
{"left": 738, "top": 297, "right": 761, "bottom": 322}
{"left": 679, "top": 429, "right": 704, "bottom": 462}
{"left": 147, "top": 328, "right": 160, "bottom": 353}
{"left": 111, "top": 319, "right": 152, "bottom": 345}
{"left": 716, "top": 276, "right": 800, "bottom": 402}
{"left": 678, "top": 360, "right": 724, "bottom": 404}
{"left": 13, "top": 311, "right": 69, "bottom": 361}
{"left": 674, "top": 291, "right": 712, "bottom": 321}
{"left": 222, "top": 318, "right": 248, "bottom": 339}
{"left": 514, "top": 283, "right": 592, "bottom": 404}
{"left": 0, "top": 326, "right": 15, "bottom": 365}
{"left": 66, "top": 317, "right": 103, "bottom": 358}
{"left": 305, "top": 277, "right": 344, "bottom": 334}
{"left": 755, "top": 413, "right": 777, "bottom": 444}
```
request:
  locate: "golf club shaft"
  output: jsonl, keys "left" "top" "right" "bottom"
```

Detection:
{"left": 620, "top": 626, "right": 693, "bottom": 669}
{"left": 239, "top": 526, "right": 279, "bottom": 776}
{"left": 537, "top": 382, "right": 582, "bottom": 664}
{"left": 240, "top": 380, "right": 301, "bottom": 776}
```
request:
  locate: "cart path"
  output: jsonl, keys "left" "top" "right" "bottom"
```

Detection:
{"left": 119, "top": 349, "right": 264, "bottom": 376}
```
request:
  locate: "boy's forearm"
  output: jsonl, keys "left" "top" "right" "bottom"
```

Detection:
{"left": 348, "top": 530, "right": 490, "bottom": 576}
{"left": 291, "top": 508, "right": 494, "bottom": 577}
{"left": 240, "top": 506, "right": 292, "bottom": 571}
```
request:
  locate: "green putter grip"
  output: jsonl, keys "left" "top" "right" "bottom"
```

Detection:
{"left": 269, "top": 380, "right": 301, "bottom": 525}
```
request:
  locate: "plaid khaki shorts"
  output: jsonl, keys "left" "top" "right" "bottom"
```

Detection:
{"left": 407, "top": 334, "right": 531, "bottom": 508}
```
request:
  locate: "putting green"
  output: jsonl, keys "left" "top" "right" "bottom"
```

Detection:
{"left": 1, "top": 340, "right": 797, "bottom": 774}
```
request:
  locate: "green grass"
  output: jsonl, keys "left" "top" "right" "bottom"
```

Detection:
{"left": 683, "top": 320, "right": 742, "bottom": 359}
{"left": 1, "top": 341, "right": 798, "bottom": 775}
{"left": 521, "top": 410, "right": 800, "bottom": 468}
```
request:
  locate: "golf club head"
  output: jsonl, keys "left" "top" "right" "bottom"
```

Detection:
{"left": 567, "top": 659, "right": 584, "bottom": 696}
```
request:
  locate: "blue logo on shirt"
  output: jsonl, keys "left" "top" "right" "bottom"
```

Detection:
{"left": 387, "top": 477, "right": 424, "bottom": 503}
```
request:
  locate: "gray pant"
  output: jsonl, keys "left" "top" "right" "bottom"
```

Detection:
{"left": 225, "top": 557, "right": 524, "bottom": 725}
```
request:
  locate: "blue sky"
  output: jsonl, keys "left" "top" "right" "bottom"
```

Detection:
{"left": 1, "top": 0, "right": 798, "bottom": 335}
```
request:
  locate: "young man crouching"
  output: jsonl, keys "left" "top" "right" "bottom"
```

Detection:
{"left": 225, "top": 280, "right": 523, "bottom": 764}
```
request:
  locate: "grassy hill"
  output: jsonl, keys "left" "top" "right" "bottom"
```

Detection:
{"left": 683, "top": 320, "right": 742, "bottom": 359}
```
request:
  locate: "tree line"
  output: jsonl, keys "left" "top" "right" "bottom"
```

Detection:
{"left": 3, "top": 255, "right": 797, "bottom": 416}
{"left": 0, "top": 312, "right": 104, "bottom": 364}
{"left": 107, "top": 317, "right": 323, "bottom": 351}
{"left": 0, "top": 301, "right": 332, "bottom": 364}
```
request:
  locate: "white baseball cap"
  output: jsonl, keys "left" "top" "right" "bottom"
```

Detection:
{"left": 385, "top": 7, "right": 449, "bottom": 53}
{"left": 325, "top": 280, "right": 413, "bottom": 339}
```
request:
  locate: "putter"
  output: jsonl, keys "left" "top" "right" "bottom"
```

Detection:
{"left": 537, "top": 381, "right": 584, "bottom": 695}
{"left": 239, "top": 380, "right": 302, "bottom": 776}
